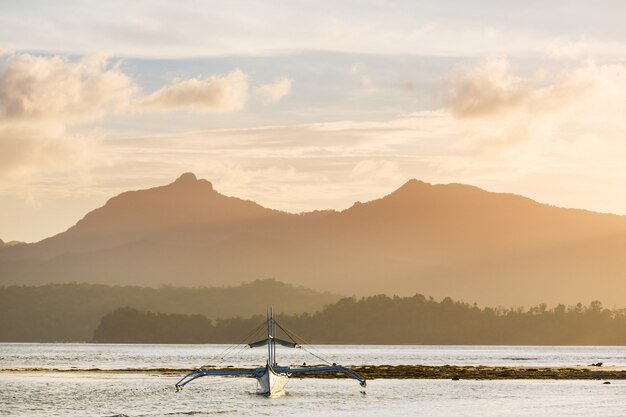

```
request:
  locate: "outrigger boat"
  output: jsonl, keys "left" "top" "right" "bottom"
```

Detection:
{"left": 175, "top": 308, "right": 366, "bottom": 396}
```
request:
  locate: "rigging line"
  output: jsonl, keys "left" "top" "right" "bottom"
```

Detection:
{"left": 213, "top": 324, "right": 264, "bottom": 366}
{"left": 275, "top": 321, "right": 304, "bottom": 345}
{"left": 291, "top": 339, "right": 334, "bottom": 366}
{"left": 274, "top": 321, "right": 333, "bottom": 365}
{"left": 233, "top": 344, "right": 250, "bottom": 357}
{"left": 274, "top": 321, "right": 299, "bottom": 342}
{"left": 211, "top": 340, "right": 246, "bottom": 365}
{"left": 210, "top": 339, "right": 244, "bottom": 363}
{"left": 300, "top": 345, "right": 333, "bottom": 365}
{"left": 218, "top": 344, "right": 249, "bottom": 368}
{"left": 245, "top": 322, "right": 266, "bottom": 346}
{"left": 210, "top": 322, "right": 264, "bottom": 367}
{"left": 274, "top": 320, "right": 331, "bottom": 361}
{"left": 226, "top": 320, "right": 265, "bottom": 347}
{"left": 201, "top": 320, "right": 266, "bottom": 368}
{"left": 273, "top": 321, "right": 298, "bottom": 344}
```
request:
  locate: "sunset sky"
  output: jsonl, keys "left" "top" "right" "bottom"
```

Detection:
{"left": 1, "top": 1, "right": 625, "bottom": 242}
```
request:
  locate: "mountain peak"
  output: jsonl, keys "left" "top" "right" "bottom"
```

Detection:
{"left": 386, "top": 179, "right": 432, "bottom": 198}
{"left": 175, "top": 172, "right": 197, "bottom": 183}
{"left": 398, "top": 178, "right": 430, "bottom": 190}
{"left": 0, "top": 238, "right": 23, "bottom": 248}
{"left": 390, "top": 179, "right": 488, "bottom": 200}
{"left": 172, "top": 172, "right": 213, "bottom": 190}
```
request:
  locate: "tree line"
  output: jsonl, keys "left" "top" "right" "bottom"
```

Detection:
{"left": 93, "top": 294, "right": 626, "bottom": 345}
{"left": 0, "top": 280, "right": 336, "bottom": 342}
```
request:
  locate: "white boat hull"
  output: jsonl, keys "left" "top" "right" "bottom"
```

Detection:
{"left": 257, "top": 365, "right": 289, "bottom": 396}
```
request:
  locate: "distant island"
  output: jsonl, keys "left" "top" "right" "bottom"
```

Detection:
{"left": 3, "top": 279, "right": 624, "bottom": 345}
{"left": 92, "top": 293, "right": 626, "bottom": 345}
{"left": 0, "top": 280, "right": 338, "bottom": 342}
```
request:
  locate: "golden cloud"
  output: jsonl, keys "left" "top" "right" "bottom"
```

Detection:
{"left": 0, "top": 53, "right": 137, "bottom": 122}
{"left": 0, "top": 53, "right": 137, "bottom": 178}
{"left": 139, "top": 69, "right": 249, "bottom": 112}
{"left": 448, "top": 58, "right": 530, "bottom": 118}
{"left": 254, "top": 77, "right": 292, "bottom": 104}
{"left": 448, "top": 58, "right": 626, "bottom": 150}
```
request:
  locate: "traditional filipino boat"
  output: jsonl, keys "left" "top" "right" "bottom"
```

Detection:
{"left": 175, "top": 308, "right": 366, "bottom": 396}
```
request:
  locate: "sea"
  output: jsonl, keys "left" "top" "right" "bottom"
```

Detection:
{"left": 1, "top": 344, "right": 624, "bottom": 416}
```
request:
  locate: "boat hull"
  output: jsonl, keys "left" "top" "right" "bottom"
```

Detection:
{"left": 256, "top": 365, "right": 289, "bottom": 396}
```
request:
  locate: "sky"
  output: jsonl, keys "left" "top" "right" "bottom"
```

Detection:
{"left": 1, "top": 0, "right": 625, "bottom": 242}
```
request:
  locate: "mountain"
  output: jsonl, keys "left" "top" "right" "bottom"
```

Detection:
{"left": 0, "top": 238, "right": 23, "bottom": 248}
{"left": 1, "top": 173, "right": 625, "bottom": 306}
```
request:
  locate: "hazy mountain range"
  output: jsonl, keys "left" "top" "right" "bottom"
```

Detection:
{"left": 1, "top": 172, "right": 625, "bottom": 306}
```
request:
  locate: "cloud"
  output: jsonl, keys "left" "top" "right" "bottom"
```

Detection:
{"left": 448, "top": 58, "right": 530, "bottom": 118}
{"left": 447, "top": 58, "right": 626, "bottom": 149}
{"left": 449, "top": 58, "right": 626, "bottom": 120}
{"left": 0, "top": 52, "right": 136, "bottom": 179}
{"left": 254, "top": 77, "right": 291, "bottom": 104}
{"left": 0, "top": 52, "right": 136, "bottom": 122}
{"left": 140, "top": 69, "right": 248, "bottom": 112}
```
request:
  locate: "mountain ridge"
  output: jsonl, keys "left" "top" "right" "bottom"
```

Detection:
{"left": 1, "top": 173, "right": 625, "bottom": 307}
{"left": 0, "top": 238, "right": 24, "bottom": 248}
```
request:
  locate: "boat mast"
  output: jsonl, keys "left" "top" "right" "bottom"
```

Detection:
{"left": 272, "top": 307, "right": 276, "bottom": 365}
{"left": 267, "top": 307, "right": 276, "bottom": 366}
{"left": 266, "top": 308, "right": 271, "bottom": 365}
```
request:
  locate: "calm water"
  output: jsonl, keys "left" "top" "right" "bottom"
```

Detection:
{"left": 1, "top": 344, "right": 625, "bottom": 416}
{"left": 2, "top": 343, "right": 626, "bottom": 369}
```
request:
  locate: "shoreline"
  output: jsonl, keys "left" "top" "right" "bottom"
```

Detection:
{"left": 3, "top": 365, "right": 625, "bottom": 380}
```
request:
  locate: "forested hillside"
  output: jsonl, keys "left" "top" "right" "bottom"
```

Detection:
{"left": 93, "top": 294, "right": 626, "bottom": 345}
{"left": 0, "top": 280, "right": 337, "bottom": 341}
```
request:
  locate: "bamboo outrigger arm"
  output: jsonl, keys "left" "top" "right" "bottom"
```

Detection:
{"left": 175, "top": 367, "right": 265, "bottom": 391}
{"left": 273, "top": 365, "right": 367, "bottom": 387}
{"left": 175, "top": 364, "right": 367, "bottom": 392}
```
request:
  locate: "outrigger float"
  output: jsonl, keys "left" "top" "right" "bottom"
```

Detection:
{"left": 175, "top": 308, "right": 366, "bottom": 396}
